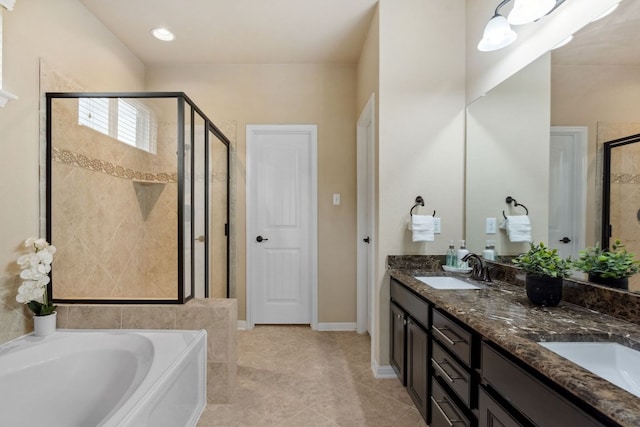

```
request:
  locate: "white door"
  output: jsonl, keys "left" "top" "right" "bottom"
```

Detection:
{"left": 246, "top": 125, "right": 317, "bottom": 326}
{"left": 549, "top": 127, "right": 588, "bottom": 259}
{"left": 357, "top": 95, "right": 376, "bottom": 335}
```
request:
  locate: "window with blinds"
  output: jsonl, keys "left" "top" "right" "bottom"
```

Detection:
{"left": 78, "top": 98, "right": 157, "bottom": 154}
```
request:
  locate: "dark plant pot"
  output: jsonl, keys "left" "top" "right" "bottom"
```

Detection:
{"left": 525, "top": 275, "right": 563, "bottom": 307}
{"left": 588, "top": 274, "right": 629, "bottom": 290}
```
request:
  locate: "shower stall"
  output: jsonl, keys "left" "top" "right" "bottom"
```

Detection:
{"left": 46, "top": 93, "right": 230, "bottom": 303}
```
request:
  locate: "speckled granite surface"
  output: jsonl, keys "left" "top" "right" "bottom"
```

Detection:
{"left": 389, "top": 269, "right": 640, "bottom": 427}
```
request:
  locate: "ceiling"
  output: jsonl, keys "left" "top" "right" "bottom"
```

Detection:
{"left": 79, "top": 0, "right": 378, "bottom": 65}
{"left": 552, "top": 0, "right": 640, "bottom": 66}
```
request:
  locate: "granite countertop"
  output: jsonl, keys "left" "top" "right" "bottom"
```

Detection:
{"left": 389, "top": 268, "right": 640, "bottom": 427}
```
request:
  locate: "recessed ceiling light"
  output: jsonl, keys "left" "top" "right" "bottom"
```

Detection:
{"left": 151, "top": 27, "right": 175, "bottom": 42}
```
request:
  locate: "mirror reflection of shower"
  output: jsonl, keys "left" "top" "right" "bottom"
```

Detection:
{"left": 602, "top": 133, "right": 640, "bottom": 292}
{"left": 46, "top": 93, "right": 230, "bottom": 303}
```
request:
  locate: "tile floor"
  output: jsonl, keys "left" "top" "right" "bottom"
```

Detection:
{"left": 197, "top": 325, "right": 426, "bottom": 427}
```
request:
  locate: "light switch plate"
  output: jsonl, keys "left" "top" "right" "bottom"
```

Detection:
{"left": 486, "top": 217, "right": 497, "bottom": 234}
{"left": 332, "top": 193, "right": 341, "bottom": 205}
{"left": 433, "top": 217, "right": 441, "bottom": 234}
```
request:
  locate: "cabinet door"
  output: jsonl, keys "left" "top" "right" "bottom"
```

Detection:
{"left": 390, "top": 302, "right": 407, "bottom": 385}
{"left": 407, "top": 318, "right": 429, "bottom": 421}
{"left": 479, "top": 386, "right": 524, "bottom": 427}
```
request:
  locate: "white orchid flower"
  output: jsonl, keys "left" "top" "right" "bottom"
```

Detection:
{"left": 24, "top": 237, "right": 38, "bottom": 247}
{"left": 34, "top": 238, "right": 48, "bottom": 249}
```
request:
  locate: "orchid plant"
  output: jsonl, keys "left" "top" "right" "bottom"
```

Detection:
{"left": 16, "top": 237, "right": 57, "bottom": 316}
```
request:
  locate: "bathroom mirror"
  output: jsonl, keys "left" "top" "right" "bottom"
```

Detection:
{"left": 465, "top": 0, "right": 640, "bottom": 290}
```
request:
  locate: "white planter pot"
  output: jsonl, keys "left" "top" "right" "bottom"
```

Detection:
{"left": 33, "top": 312, "right": 57, "bottom": 337}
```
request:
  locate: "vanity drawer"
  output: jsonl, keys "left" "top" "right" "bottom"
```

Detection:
{"left": 432, "top": 308, "right": 472, "bottom": 366}
{"left": 431, "top": 377, "right": 471, "bottom": 427}
{"left": 391, "top": 279, "right": 430, "bottom": 329}
{"left": 482, "top": 342, "right": 605, "bottom": 427}
{"left": 432, "top": 340, "right": 472, "bottom": 407}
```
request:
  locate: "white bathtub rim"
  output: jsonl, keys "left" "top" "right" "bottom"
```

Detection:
{"left": 0, "top": 329, "right": 207, "bottom": 427}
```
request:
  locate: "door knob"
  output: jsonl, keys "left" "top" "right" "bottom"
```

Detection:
{"left": 363, "top": 237, "right": 371, "bottom": 244}
{"left": 559, "top": 237, "right": 572, "bottom": 244}
{"left": 256, "top": 235, "right": 268, "bottom": 243}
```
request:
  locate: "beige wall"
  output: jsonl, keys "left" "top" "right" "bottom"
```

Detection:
{"left": 145, "top": 63, "right": 358, "bottom": 323}
{"left": 374, "top": 0, "right": 466, "bottom": 365}
{"left": 552, "top": 64, "right": 640, "bottom": 246}
{"left": 0, "top": 0, "right": 144, "bottom": 343}
{"left": 357, "top": 5, "right": 380, "bottom": 115}
{"left": 466, "top": 54, "right": 551, "bottom": 255}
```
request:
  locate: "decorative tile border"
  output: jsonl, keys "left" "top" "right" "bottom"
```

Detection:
{"left": 612, "top": 173, "right": 640, "bottom": 184}
{"left": 52, "top": 147, "right": 177, "bottom": 183}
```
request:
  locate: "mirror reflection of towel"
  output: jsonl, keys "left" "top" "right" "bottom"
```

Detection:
{"left": 410, "top": 215, "right": 434, "bottom": 242}
{"left": 506, "top": 215, "right": 531, "bottom": 242}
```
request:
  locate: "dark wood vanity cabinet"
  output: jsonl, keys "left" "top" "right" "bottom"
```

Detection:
{"left": 390, "top": 301, "right": 407, "bottom": 385}
{"left": 390, "top": 279, "right": 431, "bottom": 421}
{"left": 407, "top": 317, "right": 429, "bottom": 419}
{"left": 430, "top": 307, "right": 478, "bottom": 426}
{"left": 481, "top": 342, "right": 606, "bottom": 427}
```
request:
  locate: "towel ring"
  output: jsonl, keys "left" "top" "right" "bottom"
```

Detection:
{"left": 410, "top": 196, "right": 436, "bottom": 217}
{"left": 502, "top": 196, "right": 529, "bottom": 219}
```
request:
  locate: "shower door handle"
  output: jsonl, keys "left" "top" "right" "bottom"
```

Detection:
{"left": 195, "top": 235, "right": 205, "bottom": 243}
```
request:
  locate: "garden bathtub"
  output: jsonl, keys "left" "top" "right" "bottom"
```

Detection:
{"left": 0, "top": 329, "right": 207, "bottom": 427}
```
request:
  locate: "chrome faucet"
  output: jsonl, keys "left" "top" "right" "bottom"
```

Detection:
{"left": 461, "top": 253, "right": 492, "bottom": 282}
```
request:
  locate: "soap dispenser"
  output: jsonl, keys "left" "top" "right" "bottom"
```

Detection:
{"left": 483, "top": 240, "right": 496, "bottom": 261}
{"left": 457, "top": 240, "right": 469, "bottom": 268}
{"left": 446, "top": 240, "right": 457, "bottom": 267}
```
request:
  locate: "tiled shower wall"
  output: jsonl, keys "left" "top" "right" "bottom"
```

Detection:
{"left": 51, "top": 98, "right": 178, "bottom": 300}
{"left": 598, "top": 122, "right": 640, "bottom": 292}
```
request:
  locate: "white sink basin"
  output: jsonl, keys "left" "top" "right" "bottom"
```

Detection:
{"left": 414, "top": 276, "right": 481, "bottom": 290}
{"left": 539, "top": 341, "right": 640, "bottom": 398}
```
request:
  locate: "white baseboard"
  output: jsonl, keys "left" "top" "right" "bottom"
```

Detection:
{"left": 237, "top": 320, "right": 247, "bottom": 330}
{"left": 316, "top": 322, "right": 357, "bottom": 331}
{"left": 371, "top": 358, "right": 398, "bottom": 379}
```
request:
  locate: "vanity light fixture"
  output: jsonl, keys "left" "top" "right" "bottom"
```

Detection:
{"left": 151, "top": 27, "right": 175, "bottom": 42}
{"left": 508, "top": 0, "right": 556, "bottom": 25}
{"left": 477, "top": 12, "right": 518, "bottom": 52}
{"left": 478, "top": 0, "right": 567, "bottom": 52}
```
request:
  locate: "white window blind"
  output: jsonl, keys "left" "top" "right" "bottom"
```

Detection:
{"left": 78, "top": 98, "right": 157, "bottom": 154}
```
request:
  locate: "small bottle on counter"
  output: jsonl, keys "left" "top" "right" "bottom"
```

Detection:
{"left": 483, "top": 240, "right": 496, "bottom": 261}
{"left": 457, "top": 240, "right": 469, "bottom": 268}
{"left": 446, "top": 240, "right": 457, "bottom": 267}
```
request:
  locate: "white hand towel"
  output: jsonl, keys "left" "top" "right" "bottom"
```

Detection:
{"left": 410, "top": 215, "right": 434, "bottom": 242}
{"left": 506, "top": 215, "right": 531, "bottom": 242}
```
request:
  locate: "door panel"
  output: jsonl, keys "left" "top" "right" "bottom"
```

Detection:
{"left": 549, "top": 127, "right": 587, "bottom": 260}
{"left": 247, "top": 125, "right": 317, "bottom": 325}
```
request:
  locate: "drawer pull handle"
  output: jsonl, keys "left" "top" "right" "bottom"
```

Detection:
{"left": 431, "top": 396, "right": 463, "bottom": 427}
{"left": 432, "top": 358, "right": 463, "bottom": 383}
{"left": 432, "top": 325, "right": 465, "bottom": 346}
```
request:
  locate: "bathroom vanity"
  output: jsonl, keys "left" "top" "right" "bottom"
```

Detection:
{"left": 389, "top": 262, "right": 640, "bottom": 427}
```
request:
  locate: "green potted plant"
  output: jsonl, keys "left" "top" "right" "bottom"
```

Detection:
{"left": 573, "top": 240, "right": 639, "bottom": 290}
{"left": 513, "top": 242, "right": 572, "bottom": 306}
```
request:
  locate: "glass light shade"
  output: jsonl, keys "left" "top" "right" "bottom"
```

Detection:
{"left": 477, "top": 15, "right": 518, "bottom": 52}
{"left": 591, "top": 3, "right": 619, "bottom": 23}
{"left": 508, "top": 0, "right": 556, "bottom": 25}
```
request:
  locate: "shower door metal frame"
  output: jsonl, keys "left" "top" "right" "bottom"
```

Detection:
{"left": 601, "top": 133, "right": 640, "bottom": 249}
{"left": 45, "top": 92, "right": 231, "bottom": 304}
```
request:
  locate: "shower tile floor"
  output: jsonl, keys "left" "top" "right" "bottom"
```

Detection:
{"left": 197, "top": 325, "right": 425, "bottom": 427}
